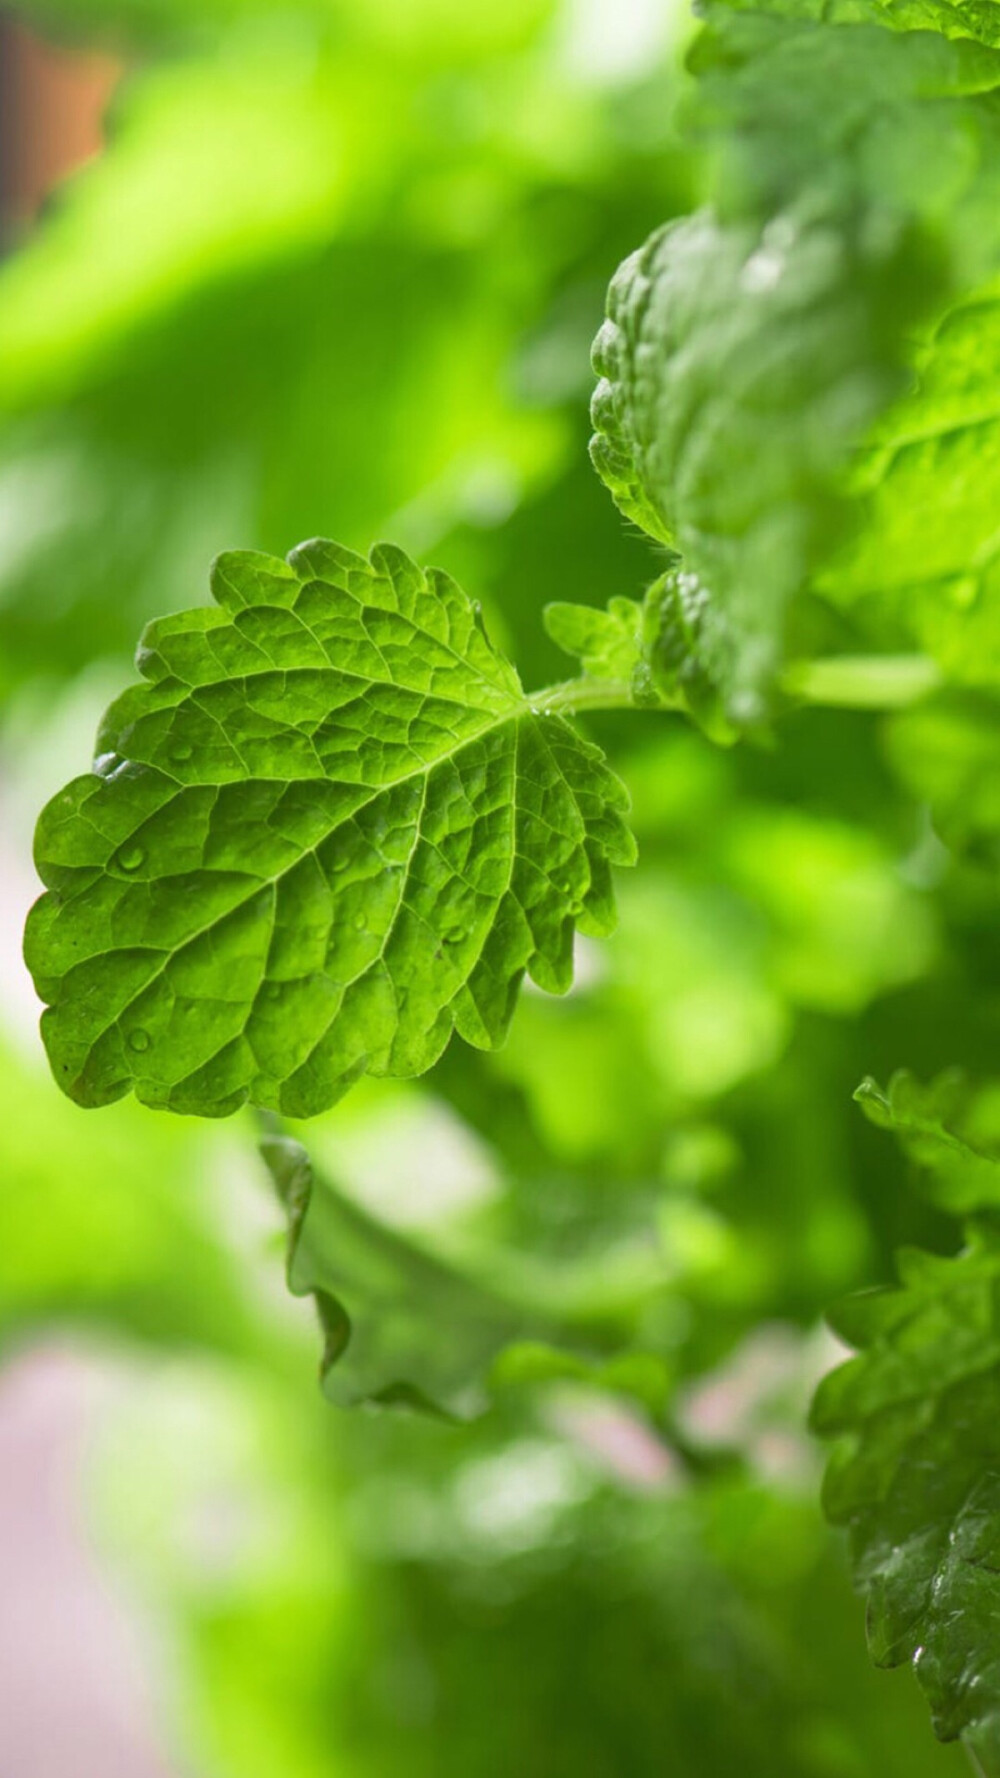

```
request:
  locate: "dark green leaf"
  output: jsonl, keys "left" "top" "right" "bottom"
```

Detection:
{"left": 261, "top": 1129, "right": 673, "bottom": 1414}
{"left": 813, "top": 1231, "right": 1000, "bottom": 1771}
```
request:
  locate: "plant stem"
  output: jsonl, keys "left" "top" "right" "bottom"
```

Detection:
{"left": 527, "top": 677, "right": 649, "bottom": 716}
{"left": 529, "top": 653, "right": 940, "bottom": 722}
{"left": 780, "top": 653, "right": 941, "bottom": 709}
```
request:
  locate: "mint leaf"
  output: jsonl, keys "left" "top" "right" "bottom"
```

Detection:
{"left": 543, "top": 583, "right": 739, "bottom": 729}
{"left": 262, "top": 1128, "right": 517, "bottom": 1413}
{"left": 25, "top": 541, "right": 636, "bottom": 1117}
{"left": 856, "top": 1070, "right": 1000, "bottom": 1212}
{"left": 261, "top": 1129, "right": 672, "bottom": 1415}
{"left": 543, "top": 596, "right": 645, "bottom": 684}
{"left": 818, "top": 290, "right": 1000, "bottom": 682}
{"left": 813, "top": 1231, "right": 1000, "bottom": 1770}
{"left": 591, "top": 12, "right": 1000, "bottom": 719}
{"left": 641, "top": 567, "right": 739, "bottom": 742}
{"left": 591, "top": 203, "right": 915, "bottom": 719}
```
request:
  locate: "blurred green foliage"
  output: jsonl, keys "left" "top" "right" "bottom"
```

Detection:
{"left": 0, "top": 0, "right": 986, "bottom": 1772}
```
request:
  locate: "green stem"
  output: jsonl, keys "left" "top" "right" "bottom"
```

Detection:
{"left": 780, "top": 653, "right": 942, "bottom": 709}
{"left": 529, "top": 653, "right": 940, "bottom": 723}
{"left": 527, "top": 677, "right": 649, "bottom": 716}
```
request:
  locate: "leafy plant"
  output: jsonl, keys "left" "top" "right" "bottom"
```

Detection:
{"left": 18, "top": 0, "right": 1000, "bottom": 1769}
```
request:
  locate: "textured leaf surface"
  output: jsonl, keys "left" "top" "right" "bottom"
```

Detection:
{"left": 857, "top": 1069, "right": 1000, "bottom": 1212}
{"left": 813, "top": 1232, "right": 1000, "bottom": 1769}
{"left": 590, "top": 8, "right": 1000, "bottom": 719}
{"left": 25, "top": 540, "right": 635, "bottom": 1117}
{"left": 261, "top": 1130, "right": 672, "bottom": 1414}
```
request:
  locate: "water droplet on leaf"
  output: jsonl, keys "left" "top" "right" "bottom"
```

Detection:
{"left": 170, "top": 742, "right": 193, "bottom": 763}
{"left": 354, "top": 914, "right": 366, "bottom": 931}
{"left": 117, "top": 844, "right": 145, "bottom": 872}
{"left": 128, "top": 1028, "right": 151, "bottom": 1053}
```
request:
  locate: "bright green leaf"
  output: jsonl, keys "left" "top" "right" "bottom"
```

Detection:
{"left": 24, "top": 540, "right": 635, "bottom": 1118}
{"left": 543, "top": 596, "right": 644, "bottom": 684}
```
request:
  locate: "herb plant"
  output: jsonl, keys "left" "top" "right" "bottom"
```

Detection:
{"left": 15, "top": 0, "right": 1000, "bottom": 1770}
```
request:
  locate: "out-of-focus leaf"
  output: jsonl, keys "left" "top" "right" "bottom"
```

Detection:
{"left": 856, "top": 1069, "right": 1000, "bottom": 1212}
{"left": 262, "top": 1127, "right": 518, "bottom": 1414}
{"left": 813, "top": 1230, "right": 1000, "bottom": 1771}
{"left": 490, "top": 1341, "right": 672, "bottom": 1414}
{"left": 590, "top": 9, "right": 1000, "bottom": 719}
{"left": 261, "top": 1129, "right": 674, "bottom": 1413}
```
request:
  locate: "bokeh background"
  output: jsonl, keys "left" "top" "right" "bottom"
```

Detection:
{"left": 0, "top": 2, "right": 984, "bottom": 1772}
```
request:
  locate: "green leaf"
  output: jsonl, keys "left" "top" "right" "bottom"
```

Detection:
{"left": 641, "top": 566, "right": 739, "bottom": 742}
{"left": 260, "top": 1129, "right": 673, "bottom": 1414}
{"left": 590, "top": 203, "right": 925, "bottom": 726}
{"left": 813, "top": 1230, "right": 1000, "bottom": 1771}
{"left": 543, "top": 582, "right": 743, "bottom": 727}
{"left": 262, "top": 1128, "right": 514, "bottom": 1413}
{"left": 24, "top": 540, "right": 635, "bottom": 1118}
{"left": 590, "top": 9, "right": 1000, "bottom": 720}
{"left": 856, "top": 1070, "right": 1000, "bottom": 1212}
{"left": 543, "top": 596, "right": 645, "bottom": 684}
{"left": 490, "top": 1342, "right": 672, "bottom": 1415}
{"left": 817, "top": 285, "right": 1000, "bottom": 683}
